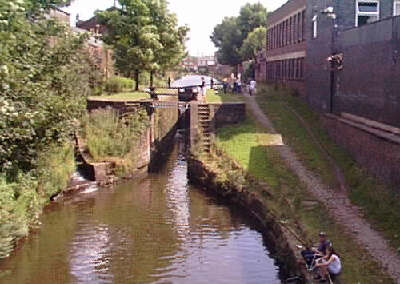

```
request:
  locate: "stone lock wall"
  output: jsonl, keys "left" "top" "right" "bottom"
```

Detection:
{"left": 85, "top": 99, "right": 179, "bottom": 181}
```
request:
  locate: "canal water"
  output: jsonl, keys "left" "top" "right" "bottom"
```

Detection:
{"left": 0, "top": 134, "right": 281, "bottom": 284}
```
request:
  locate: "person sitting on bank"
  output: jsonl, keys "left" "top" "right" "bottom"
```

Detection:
{"left": 315, "top": 246, "right": 342, "bottom": 282}
{"left": 301, "top": 232, "right": 332, "bottom": 269}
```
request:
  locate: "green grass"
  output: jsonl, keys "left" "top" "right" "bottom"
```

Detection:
{"left": 206, "top": 89, "right": 244, "bottom": 103}
{"left": 255, "top": 84, "right": 400, "bottom": 252}
{"left": 213, "top": 117, "right": 394, "bottom": 283}
{"left": 89, "top": 91, "right": 151, "bottom": 101}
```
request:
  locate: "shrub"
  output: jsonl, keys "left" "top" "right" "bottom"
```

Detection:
{"left": 0, "top": 142, "right": 75, "bottom": 259}
{"left": 104, "top": 76, "right": 134, "bottom": 93}
{"left": 36, "top": 143, "right": 75, "bottom": 198}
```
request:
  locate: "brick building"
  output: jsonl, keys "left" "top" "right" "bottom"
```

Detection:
{"left": 264, "top": 0, "right": 307, "bottom": 96}
{"left": 76, "top": 16, "right": 114, "bottom": 79}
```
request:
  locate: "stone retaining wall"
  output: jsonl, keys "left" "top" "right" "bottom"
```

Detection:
{"left": 84, "top": 99, "right": 179, "bottom": 183}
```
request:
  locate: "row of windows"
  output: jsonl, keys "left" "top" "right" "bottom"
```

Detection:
{"left": 266, "top": 58, "right": 305, "bottom": 81}
{"left": 267, "top": 10, "right": 306, "bottom": 51}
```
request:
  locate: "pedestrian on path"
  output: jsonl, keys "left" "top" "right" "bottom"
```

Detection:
{"left": 249, "top": 79, "right": 256, "bottom": 96}
{"left": 200, "top": 77, "right": 206, "bottom": 100}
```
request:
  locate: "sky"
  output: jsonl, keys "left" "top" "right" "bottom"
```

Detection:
{"left": 66, "top": 0, "right": 287, "bottom": 56}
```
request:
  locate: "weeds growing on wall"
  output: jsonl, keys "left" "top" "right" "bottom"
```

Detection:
{"left": 82, "top": 108, "right": 150, "bottom": 176}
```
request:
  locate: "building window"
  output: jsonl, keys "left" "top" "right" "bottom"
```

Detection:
{"left": 356, "top": 0, "right": 379, "bottom": 27}
{"left": 395, "top": 0, "right": 400, "bottom": 16}
{"left": 312, "top": 15, "right": 318, "bottom": 39}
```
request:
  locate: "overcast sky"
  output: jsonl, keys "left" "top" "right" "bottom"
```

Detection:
{"left": 66, "top": 0, "right": 287, "bottom": 56}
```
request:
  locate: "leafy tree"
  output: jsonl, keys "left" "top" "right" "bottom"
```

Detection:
{"left": 237, "top": 3, "right": 267, "bottom": 38}
{"left": 240, "top": 26, "right": 267, "bottom": 61}
{"left": 147, "top": 0, "right": 188, "bottom": 86}
{"left": 0, "top": 0, "right": 99, "bottom": 176}
{"left": 211, "top": 2, "right": 267, "bottom": 66}
{"left": 210, "top": 17, "right": 243, "bottom": 66}
{"left": 97, "top": 0, "right": 188, "bottom": 89}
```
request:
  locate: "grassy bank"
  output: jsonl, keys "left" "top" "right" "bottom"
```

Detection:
{"left": 0, "top": 143, "right": 75, "bottom": 259}
{"left": 206, "top": 89, "right": 244, "bottom": 103}
{"left": 255, "top": 84, "right": 400, "bottom": 252}
{"left": 210, "top": 117, "right": 393, "bottom": 283}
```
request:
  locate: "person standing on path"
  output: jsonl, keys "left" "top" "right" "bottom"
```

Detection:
{"left": 200, "top": 77, "right": 206, "bottom": 101}
{"left": 249, "top": 79, "right": 256, "bottom": 96}
{"left": 223, "top": 78, "right": 228, "bottom": 94}
{"left": 210, "top": 78, "right": 214, "bottom": 90}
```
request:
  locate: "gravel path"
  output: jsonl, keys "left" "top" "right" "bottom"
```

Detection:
{"left": 244, "top": 94, "right": 400, "bottom": 283}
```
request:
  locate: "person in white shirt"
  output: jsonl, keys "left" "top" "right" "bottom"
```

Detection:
{"left": 315, "top": 246, "right": 342, "bottom": 282}
{"left": 249, "top": 79, "right": 256, "bottom": 96}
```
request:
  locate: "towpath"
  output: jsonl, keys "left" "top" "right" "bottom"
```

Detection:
{"left": 243, "top": 93, "right": 400, "bottom": 283}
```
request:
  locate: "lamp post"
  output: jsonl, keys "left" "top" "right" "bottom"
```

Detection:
{"left": 321, "top": 7, "right": 338, "bottom": 113}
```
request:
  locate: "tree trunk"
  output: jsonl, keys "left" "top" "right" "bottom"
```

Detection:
{"left": 150, "top": 70, "right": 154, "bottom": 88}
{"left": 135, "top": 70, "right": 139, "bottom": 91}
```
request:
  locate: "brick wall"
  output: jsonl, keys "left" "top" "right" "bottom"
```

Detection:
{"left": 306, "top": 8, "right": 400, "bottom": 127}
{"left": 211, "top": 103, "right": 246, "bottom": 129}
{"left": 322, "top": 115, "right": 400, "bottom": 189}
{"left": 334, "top": 17, "right": 400, "bottom": 127}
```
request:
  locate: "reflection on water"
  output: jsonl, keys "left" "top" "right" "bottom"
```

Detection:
{"left": 0, "top": 135, "right": 281, "bottom": 284}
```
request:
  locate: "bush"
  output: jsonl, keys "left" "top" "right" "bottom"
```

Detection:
{"left": 105, "top": 76, "right": 134, "bottom": 93}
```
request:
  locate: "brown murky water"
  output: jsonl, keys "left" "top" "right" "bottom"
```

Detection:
{"left": 0, "top": 136, "right": 281, "bottom": 284}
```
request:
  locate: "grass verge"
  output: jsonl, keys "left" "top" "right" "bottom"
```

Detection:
{"left": 206, "top": 89, "right": 244, "bottom": 103}
{"left": 212, "top": 117, "right": 394, "bottom": 283}
{"left": 255, "top": 84, "right": 400, "bottom": 252}
{"left": 89, "top": 91, "right": 151, "bottom": 101}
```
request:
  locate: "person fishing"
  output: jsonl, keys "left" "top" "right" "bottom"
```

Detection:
{"left": 301, "top": 232, "right": 332, "bottom": 270}
{"left": 315, "top": 246, "right": 342, "bottom": 283}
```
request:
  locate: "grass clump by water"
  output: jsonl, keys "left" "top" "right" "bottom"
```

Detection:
{"left": 82, "top": 108, "right": 150, "bottom": 177}
{"left": 210, "top": 117, "right": 394, "bottom": 283}
{"left": 0, "top": 143, "right": 75, "bottom": 259}
{"left": 206, "top": 89, "right": 244, "bottom": 103}
{"left": 255, "top": 84, "right": 400, "bottom": 252}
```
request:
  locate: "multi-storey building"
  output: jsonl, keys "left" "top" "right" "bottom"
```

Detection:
{"left": 264, "top": 0, "right": 307, "bottom": 96}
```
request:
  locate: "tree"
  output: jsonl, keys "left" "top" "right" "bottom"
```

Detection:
{"left": 144, "top": 0, "right": 188, "bottom": 87}
{"left": 240, "top": 26, "right": 267, "bottom": 61}
{"left": 210, "top": 17, "right": 242, "bottom": 66}
{"left": 0, "top": 0, "right": 99, "bottom": 175}
{"left": 211, "top": 2, "right": 267, "bottom": 66}
{"left": 237, "top": 3, "right": 267, "bottom": 39}
{"left": 97, "top": 0, "right": 188, "bottom": 89}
